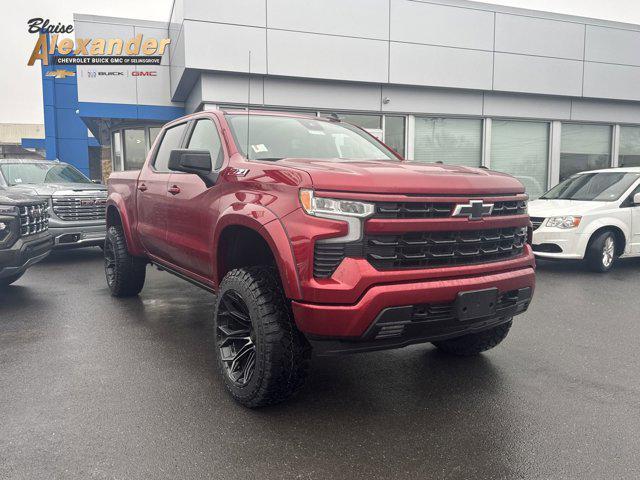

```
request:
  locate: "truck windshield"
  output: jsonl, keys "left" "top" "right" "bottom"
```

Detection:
{"left": 0, "top": 163, "right": 92, "bottom": 186}
{"left": 541, "top": 172, "right": 640, "bottom": 201}
{"left": 226, "top": 115, "right": 398, "bottom": 161}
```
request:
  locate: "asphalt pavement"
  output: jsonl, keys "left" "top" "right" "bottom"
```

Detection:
{"left": 1, "top": 249, "right": 639, "bottom": 479}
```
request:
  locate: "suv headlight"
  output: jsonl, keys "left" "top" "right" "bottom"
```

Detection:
{"left": 546, "top": 216, "right": 581, "bottom": 229}
{"left": 299, "top": 189, "right": 374, "bottom": 218}
{"left": 0, "top": 205, "right": 19, "bottom": 247}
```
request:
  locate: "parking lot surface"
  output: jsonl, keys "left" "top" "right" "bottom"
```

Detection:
{"left": 1, "top": 249, "right": 639, "bottom": 479}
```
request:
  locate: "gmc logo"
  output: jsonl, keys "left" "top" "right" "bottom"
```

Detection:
{"left": 132, "top": 71, "right": 157, "bottom": 77}
{"left": 80, "top": 199, "right": 106, "bottom": 206}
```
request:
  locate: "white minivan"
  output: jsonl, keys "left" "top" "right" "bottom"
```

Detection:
{"left": 529, "top": 167, "right": 640, "bottom": 272}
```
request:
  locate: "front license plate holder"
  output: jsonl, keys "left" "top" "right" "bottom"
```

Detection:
{"left": 455, "top": 288, "right": 499, "bottom": 321}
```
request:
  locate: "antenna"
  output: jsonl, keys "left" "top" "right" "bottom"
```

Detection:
{"left": 246, "top": 50, "right": 251, "bottom": 160}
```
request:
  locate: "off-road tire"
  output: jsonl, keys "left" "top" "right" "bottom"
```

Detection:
{"left": 214, "top": 266, "right": 310, "bottom": 408}
{"left": 586, "top": 230, "right": 617, "bottom": 273}
{"left": 104, "top": 225, "right": 146, "bottom": 297}
{"left": 432, "top": 320, "right": 512, "bottom": 356}
{"left": 0, "top": 271, "right": 25, "bottom": 288}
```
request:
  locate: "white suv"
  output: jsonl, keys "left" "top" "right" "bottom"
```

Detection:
{"left": 529, "top": 167, "right": 640, "bottom": 272}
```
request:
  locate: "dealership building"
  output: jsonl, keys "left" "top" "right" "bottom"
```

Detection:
{"left": 23, "top": 0, "right": 640, "bottom": 197}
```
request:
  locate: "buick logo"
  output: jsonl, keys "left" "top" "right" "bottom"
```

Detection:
{"left": 452, "top": 200, "right": 494, "bottom": 221}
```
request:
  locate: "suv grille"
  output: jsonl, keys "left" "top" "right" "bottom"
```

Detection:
{"left": 19, "top": 202, "right": 49, "bottom": 237}
{"left": 364, "top": 227, "right": 527, "bottom": 270}
{"left": 373, "top": 200, "right": 526, "bottom": 219}
{"left": 530, "top": 217, "right": 545, "bottom": 231}
{"left": 52, "top": 195, "right": 106, "bottom": 221}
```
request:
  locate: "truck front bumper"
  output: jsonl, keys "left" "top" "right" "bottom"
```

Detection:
{"left": 292, "top": 266, "right": 535, "bottom": 355}
{"left": 0, "top": 233, "right": 53, "bottom": 279}
{"left": 49, "top": 222, "right": 106, "bottom": 248}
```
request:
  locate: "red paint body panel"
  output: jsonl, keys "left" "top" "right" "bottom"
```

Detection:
{"left": 108, "top": 110, "right": 536, "bottom": 341}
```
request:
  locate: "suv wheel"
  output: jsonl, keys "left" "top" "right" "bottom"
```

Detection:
{"left": 432, "top": 320, "right": 512, "bottom": 356}
{"left": 214, "top": 266, "right": 310, "bottom": 408}
{"left": 0, "top": 271, "right": 25, "bottom": 288}
{"left": 586, "top": 231, "right": 617, "bottom": 273}
{"left": 104, "top": 225, "right": 147, "bottom": 297}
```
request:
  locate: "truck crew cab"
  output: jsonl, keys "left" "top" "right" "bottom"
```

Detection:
{"left": 106, "top": 111, "right": 536, "bottom": 407}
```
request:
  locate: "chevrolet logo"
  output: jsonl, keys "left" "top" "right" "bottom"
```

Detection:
{"left": 46, "top": 69, "right": 76, "bottom": 79}
{"left": 452, "top": 200, "right": 494, "bottom": 220}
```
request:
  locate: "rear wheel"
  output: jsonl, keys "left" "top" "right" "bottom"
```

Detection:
{"left": 586, "top": 231, "right": 617, "bottom": 273}
{"left": 214, "top": 266, "right": 310, "bottom": 408}
{"left": 0, "top": 271, "right": 25, "bottom": 288}
{"left": 432, "top": 320, "right": 512, "bottom": 356}
{"left": 104, "top": 225, "right": 147, "bottom": 297}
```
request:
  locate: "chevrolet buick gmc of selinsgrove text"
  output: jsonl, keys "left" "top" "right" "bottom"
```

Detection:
{"left": 104, "top": 111, "right": 536, "bottom": 407}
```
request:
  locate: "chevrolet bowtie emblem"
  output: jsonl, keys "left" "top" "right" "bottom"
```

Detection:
{"left": 452, "top": 200, "right": 494, "bottom": 220}
{"left": 46, "top": 69, "right": 76, "bottom": 79}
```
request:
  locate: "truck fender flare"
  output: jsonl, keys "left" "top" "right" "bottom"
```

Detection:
{"left": 106, "top": 196, "right": 145, "bottom": 256}
{"left": 213, "top": 206, "right": 302, "bottom": 300}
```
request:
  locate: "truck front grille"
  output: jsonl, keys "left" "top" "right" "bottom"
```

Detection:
{"left": 364, "top": 227, "right": 527, "bottom": 270}
{"left": 52, "top": 196, "right": 107, "bottom": 221}
{"left": 19, "top": 202, "right": 49, "bottom": 237}
{"left": 373, "top": 199, "right": 527, "bottom": 219}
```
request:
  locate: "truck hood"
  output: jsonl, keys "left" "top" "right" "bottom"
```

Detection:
{"left": 529, "top": 198, "right": 612, "bottom": 217}
{"left": 0, "top": 190, "right": 42, "bottom": 205}
{"left": 4, "top": 182, "right": 107, "bottom": 197}
{"left": 274, "top": 158, "right": 525, "bottom": 195}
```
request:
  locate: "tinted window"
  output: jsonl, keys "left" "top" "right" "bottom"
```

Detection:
{"left": 187, "top": 119, "right": 224, "bottom": 169}
{"left": 541, "top": 172, "right": 640, "bottom": 202}
{"left": 154, "top": 123, "right": 187, "bottom": 172}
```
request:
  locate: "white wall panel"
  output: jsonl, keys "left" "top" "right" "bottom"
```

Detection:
{"left": 264, "top": 77, "right": 382, "bottom": 111}
{"left": 583, "top": 62, "right": 640, "bottom": 102}
{"left": 493, "top": 53, "right": 583, "bottom": 96}
{"left": 201, "top": 73, "right": 265, "bottom": 105}
{"left": 267, "top": 30, "right": 388, "bottom": 83}
{"left": 483, "top": 92, "right": 571, "bottom": 120}
{"left": 495, "top": 14, "right": 584, "bottom": 60}
{"left": 585, "top": 25, "right": 640, "bottom": 66}
{"left": 381, "top": 85, "right": 483, "bottom": 115}
{"left": 390, "top": 42, "right": 493, "bottom": 90}
{"left": 184, "top": 0, "right": 266, "bottom": 27}
{"left": 135, "top": 66, "right": 182, "bottom": 107}
{"left": 77, "top": 66, "right": 138, "bottom": 104}
{"left": 390, "top": 0, "right": 494, "bottom": 50}
{"left": 571, "top": 99, "right": 640, "bottom": 124}
{"left": 184, "top": 21, "right": 267, "bottom": 73}
{"left": 268, "top": 0, "right": 388, "bottom": 39}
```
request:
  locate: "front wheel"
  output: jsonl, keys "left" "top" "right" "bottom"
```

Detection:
{"left": 432, "top": 320, "right": 512, "bottom": 356}
{"left": 214, "top": 266, "right": 310, "bottom": 408}
{"left": 104, "top": 226, "right": 147, "bottom": 297}
{"left": 586, "top": 231, "right": 617, "bottom": 273}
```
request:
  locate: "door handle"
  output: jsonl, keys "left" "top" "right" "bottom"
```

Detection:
{"left": 168, "top": 185, "right": 181, "bottom": 195}
{"left": 137, "top": 183, "right": 148, "bottom": 192}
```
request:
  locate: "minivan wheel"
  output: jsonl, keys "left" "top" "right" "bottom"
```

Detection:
{"left": 214, "top": 266, "right": 310, "bottom": 408}
{"left": 104, "top": 225, "right": 147, "bottom": 297}
{"left": 432, "top": 320, "right": 512, "bottom": 356}
{"left": 586, "top": 231, "right": 617, "bottom": 273}
{"left": 0, "top": 271, "right": 25, "bottom": 288}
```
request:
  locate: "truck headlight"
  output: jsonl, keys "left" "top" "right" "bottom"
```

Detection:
{"left": 0, "top": 205, "right": 18, "bottom": 216}
{"left": 299, "top": 189, "right": 374, "bottom": 218}
{"left": 0, "top": 205, "right": 19, "bottom": 246}
{"left": 546, "top": 216, "right": 581, "bottom": 229}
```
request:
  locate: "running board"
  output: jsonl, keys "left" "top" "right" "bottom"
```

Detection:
{"left": 150, "top": 261, "right": 216, "bottom": 294}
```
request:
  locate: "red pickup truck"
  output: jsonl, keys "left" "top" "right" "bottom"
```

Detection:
{"left": 106, "top": 111, "right": 535, "bottom": 407}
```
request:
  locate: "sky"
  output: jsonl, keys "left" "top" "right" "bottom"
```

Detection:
{"left": 2, "top": 0, "right": 640, "bottom": 125}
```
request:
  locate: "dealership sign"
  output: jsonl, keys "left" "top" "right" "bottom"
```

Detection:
{"left": 27, "top": 18, "right": 170, "bottom": 67}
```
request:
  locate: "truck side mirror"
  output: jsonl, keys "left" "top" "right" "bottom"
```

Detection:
{"left": 168, "top": 149, "right": 218, "bottom": 187}
{"left": 634, "top": 193, "right": 640, "bottom": 205}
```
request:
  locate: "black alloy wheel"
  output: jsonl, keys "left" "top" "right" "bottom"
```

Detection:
{"left": 216, "top": 290, "right": 257, "bottom": 386}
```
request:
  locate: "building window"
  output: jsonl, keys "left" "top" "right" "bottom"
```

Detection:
{"left": 123, "top": 129, "right": 146, "bottom": 170}
{"left": 491, "top": 120, "right": 549, "bottom": 199}
{"left": 619, "top": 126, "right": 640, "bottom": 168}
{"left": 560, "top": 123, "right": 611, "bottom": 181}
{"left": 413, "top": 117, "right": 482, "bottom": 167}
{"left": 385, "top": 116, "right": 405, "bottom": 157}
{"left": 149, "top": 127, "right": 162, "bottom": 148}
{"left": 112, "top": 131, "right": 123, "bottom": 171}
{"left": 320, "top": 113, "right": 383, "bottom": 140}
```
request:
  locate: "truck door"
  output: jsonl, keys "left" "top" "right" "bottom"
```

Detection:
{"left": 137, "top": 122, "right": 188, "bottom": 260}
{"left": 165, "top": 116, "right": 226, "bottom": 278}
